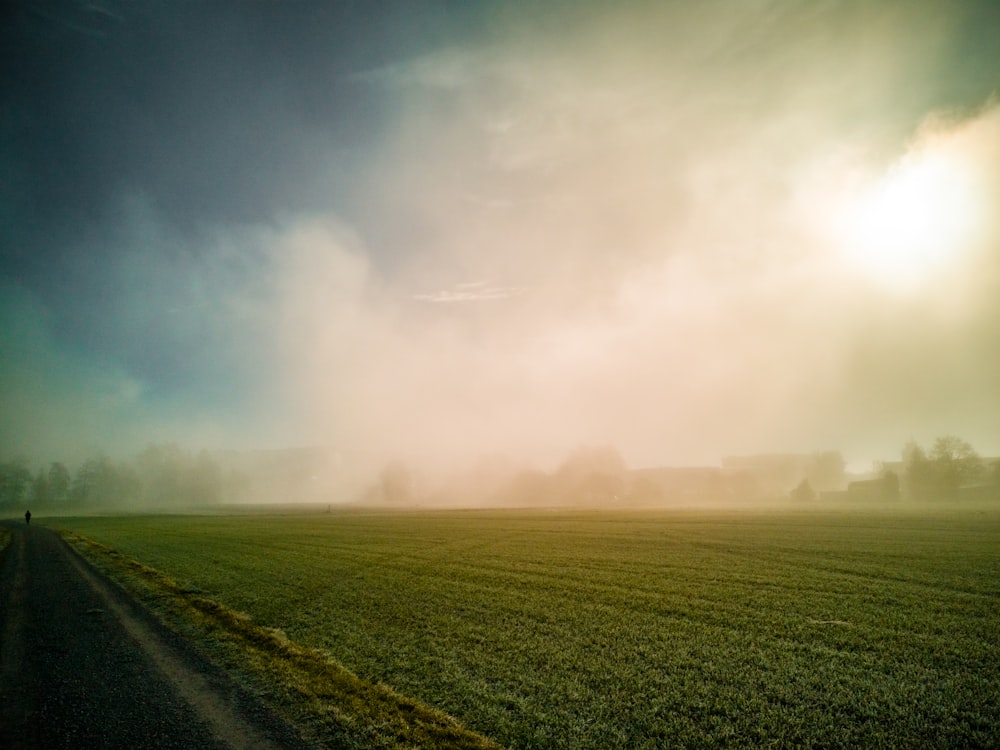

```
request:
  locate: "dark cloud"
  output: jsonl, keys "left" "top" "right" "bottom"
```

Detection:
{"left": 1, "top": 1, "right": 486, "bottom": 269}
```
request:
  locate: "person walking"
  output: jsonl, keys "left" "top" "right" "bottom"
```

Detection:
{"left": 25, "top": 509, "right": 31, "bottom": 525}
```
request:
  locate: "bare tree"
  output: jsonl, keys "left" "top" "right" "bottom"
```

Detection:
{"left": 903, "top": 437, "right": 983, "bottom": 500}
{"left": 930, "top": 436, "right": 983, "bottom": 492}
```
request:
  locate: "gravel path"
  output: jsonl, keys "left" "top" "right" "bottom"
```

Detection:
{"left": 0, "top": 522, "right": 309, "bottom": 749}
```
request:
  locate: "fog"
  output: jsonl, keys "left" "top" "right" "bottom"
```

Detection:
{"left": 1, "top": 1, "right": 998, "bottom": 503}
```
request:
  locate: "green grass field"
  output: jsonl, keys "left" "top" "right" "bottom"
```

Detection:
{"left": 56, "top": 509, "right": 999, "bottom": 748}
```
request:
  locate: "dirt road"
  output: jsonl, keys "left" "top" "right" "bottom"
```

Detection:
{"left": 0, "top": 522, "right": 309, "bottom": 749}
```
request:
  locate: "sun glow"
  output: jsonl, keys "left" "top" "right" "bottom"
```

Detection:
{"left": 839, "top": 148, "right": 983, "bottom": 286}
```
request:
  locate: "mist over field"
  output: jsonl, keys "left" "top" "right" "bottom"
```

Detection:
{"left": 2, "top": 1, "right": 999, "bottom": 502}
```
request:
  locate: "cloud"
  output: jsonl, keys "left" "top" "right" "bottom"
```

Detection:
{"left": 263, "top": 6, "right": 1000, "bottom": 469}
{"left": 412, "top": 282, "right": 527, "bottom": 303}
{"left": 4, "top": 0, "right": 999, "bottom": 474}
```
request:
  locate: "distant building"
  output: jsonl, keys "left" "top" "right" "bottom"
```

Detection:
{"left": 628, "top": 466, "right": 757, "bottom": 504}
{"left": 845, "top": 473, "right": 900, "bottom": 503}
{"left": 721, "top": 452, "right": 846, "bottom": 496}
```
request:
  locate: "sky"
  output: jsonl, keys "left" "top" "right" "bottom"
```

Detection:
{"left": 2, "top": 0, "right": 999, "bottom": 478}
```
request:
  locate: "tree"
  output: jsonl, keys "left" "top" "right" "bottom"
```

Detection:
{"left": 136, "top": 443, "right": 184, "bottom": 506}
{"left": 790, "top": 478, "right": 816, "bottom": 502}
{"left": 989, "top": 461, "right": 1000, "bottom": 500}
{"left": 47, "top": 462, "right": 71, "bottom": 506}
{"left": 902, "top": 440, "right": 936, "bottom": 501}
{"left": 30, "top": 469, "right": 51, "bottom": 508}
{"left": 902, "top": 437, "right": 984, "bottom": 501}
{"left": 930, "top": 436, "right": 982, "bottom": 492}
{"left": 68, "top": 461, "right": 91, "bottom": 507}
{"left": 0, "top": 458, "right": 32, "bottom": 509}
{"left": 70, "top": 455, "right": 137, "bottom": 508}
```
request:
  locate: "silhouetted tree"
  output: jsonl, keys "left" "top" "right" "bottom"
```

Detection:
{"left": 132, "top": 444, "right": 227, "bottom": 507}
{"left": 48, "top": 462, "right": 71, "bottom": 505}
{"left": 29, "top": 469, "right": 50, "bottom": 508}
{"left": 0, "top": 458, "right": 32, "bottom": 509}
{"left": 790, "top": 478, "right": 816, "bottom": 502}
{"left": 70, "top": 455, "right": 139, "bottom": 508}
{"left": 902, "top": 437, "right": 984, "bottom": 501}
{"left": 989, "top": 461, "right": 1000, "bottom": 499}
{"left": 902, "top": 440, "right": 936, "bottom": 501}
{"left": 930, "top": 436, "right": 982, "bottom": 493}
{"left": 70, "top": 457, "right": 98, "bottom": 506}
{"left": 136, "top": 443, "right": 184, "bottom": 506}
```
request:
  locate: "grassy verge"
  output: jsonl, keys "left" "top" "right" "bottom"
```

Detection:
{"left": 60, "top": 530, "right": 502, "bottom": 750}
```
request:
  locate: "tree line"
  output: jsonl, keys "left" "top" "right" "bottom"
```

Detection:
{"left": 0, "top": 444, "right": 231, "bottom": 512}
{"left": 896, "top": 435, "right": 1000, "bottom": 502}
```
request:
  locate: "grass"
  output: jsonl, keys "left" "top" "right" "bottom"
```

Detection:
{"left": 59, "top": 529, "right": 499, "bottom": 750}
{"left": 54, "top": 508, "right": 1000, "bottom": 749}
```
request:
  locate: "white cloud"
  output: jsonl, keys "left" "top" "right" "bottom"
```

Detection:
{"left": 412, "top": 282, "right": 527, "bottom": 303}
{"left": 285, "top": 6, "right": 1000, "bottom": 468}
{"left": 12, "top": 1, "right": 999, "bottom": 473}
